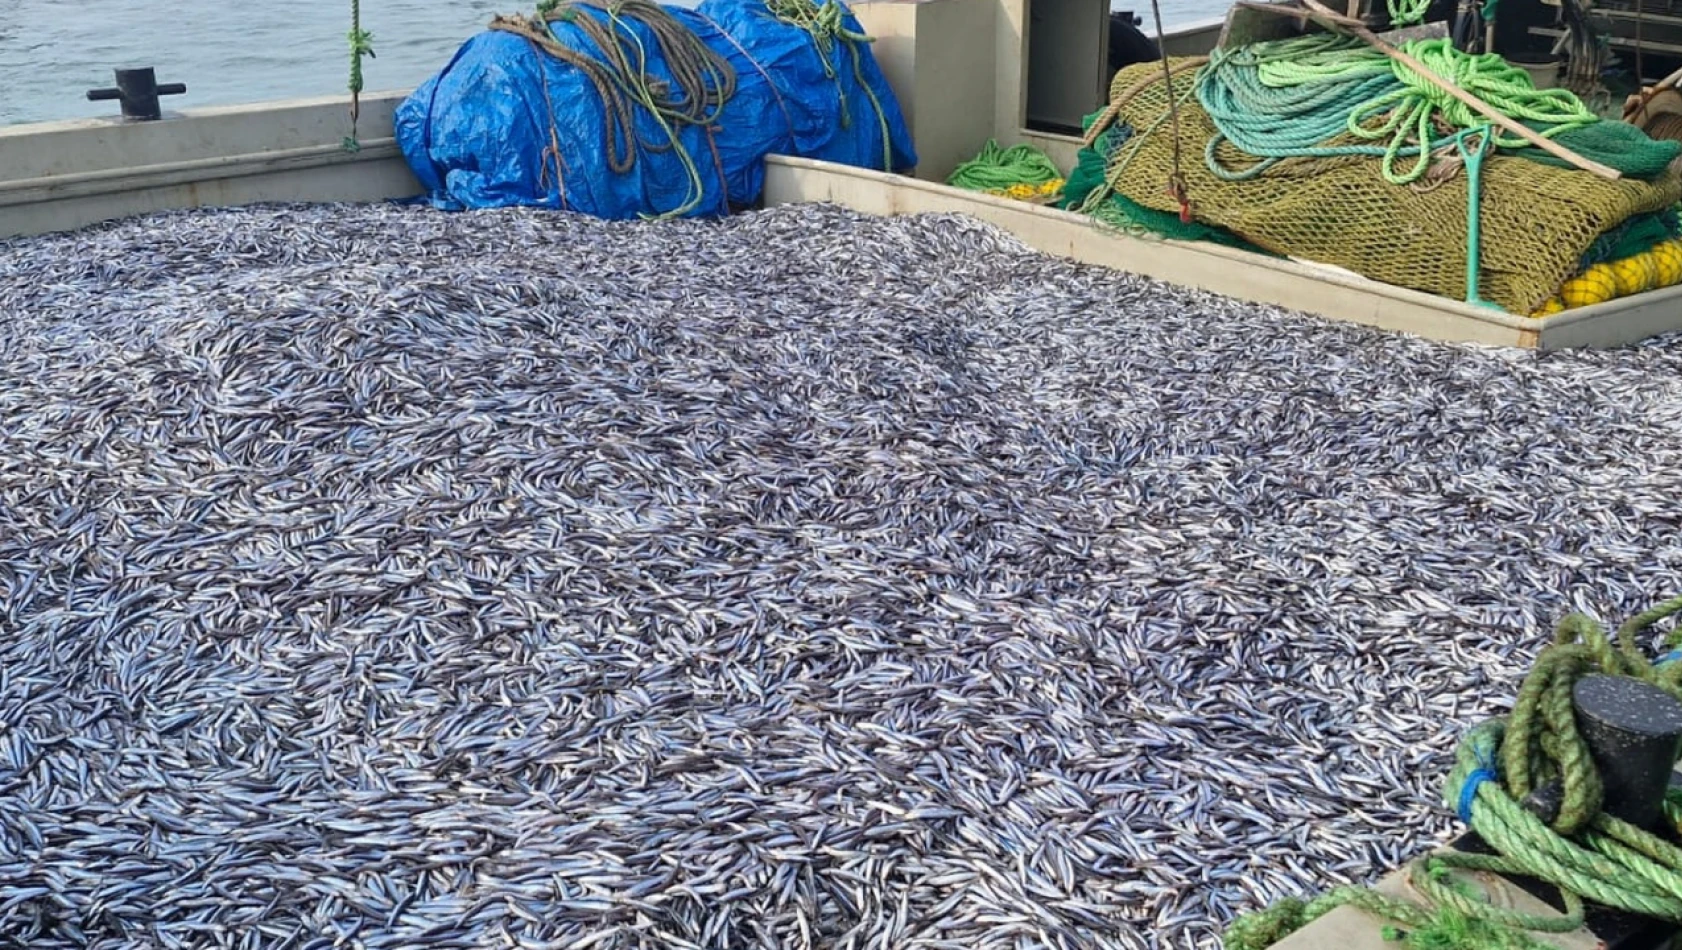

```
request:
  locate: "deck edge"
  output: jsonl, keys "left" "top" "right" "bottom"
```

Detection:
{"left": 763, "top": 155, "right": 1682, "bottom": 350}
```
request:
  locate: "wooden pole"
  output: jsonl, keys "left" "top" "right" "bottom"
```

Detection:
{"left": 1246, "top": 0, "right": 1623, "bottom": 180}
{"left": 1625, "top": 64, "right": 1682, "bottom": 127}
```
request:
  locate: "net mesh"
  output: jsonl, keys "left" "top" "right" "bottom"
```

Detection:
{"left": 1063, "top": 118, "right": 1281, "bottom": 255}
{"left": 1101, "top": 60, "right": 1682, "bottom": 314}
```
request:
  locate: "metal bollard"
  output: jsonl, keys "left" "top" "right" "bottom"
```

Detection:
{"left": 86, "top": 67, "right": 187, "bottom": 120}
{"left": 1573, "top": 673, "right": 1682, "bottom": 831}
{"left": 1449, "top": 673, "right": 1682, "bottom": 950}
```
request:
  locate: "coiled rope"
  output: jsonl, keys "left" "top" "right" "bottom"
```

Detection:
{"left": 1226, "top": 594, "right": 1682, "bottom": 950}
{"left": 1388, "top": 0, "right": 1431, "bottom": 27}
{"left": 946, "top": 139, "right": 1064, "bottom": 200}
{"left": 490, "top": 0, "right": 738, "bottom": 219}
{"left": 1196, "top": 34, "right": 1599, "bottom": 184}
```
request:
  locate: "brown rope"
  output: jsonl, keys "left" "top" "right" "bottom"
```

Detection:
{"left": 1145, "top": 0, "right": 1192, "bottom": 222}
{"left": 703, "top": 125, "right": 731, "bottom": 205}
{"left": 489, "top": 0, "right": 736, "bottom": 176}
{"left": 527, "top": 37, "right": 572, "bottom": 209}
{"left": 1626, "top": 66, "right": 1682, "bottom": 126}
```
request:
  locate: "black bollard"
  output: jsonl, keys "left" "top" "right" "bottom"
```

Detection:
{"left": 1443, "top": 673, "right": 1682, "bottom": 950}
{"left": 86, "top": 67, "right": 187, "bottom": 120}
{"left": 1573, "top": 673, "right": 1682, "bottom": 831}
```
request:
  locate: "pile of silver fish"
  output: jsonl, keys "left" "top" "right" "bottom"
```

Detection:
{"left": 1, "top": 201, "right": 1680, "bottom": 950}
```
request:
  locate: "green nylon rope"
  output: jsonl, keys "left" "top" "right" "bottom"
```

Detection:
{"left": 1380, "top": 40, "right": 1596, "bottom": 146}
{"left": 946, "top": 139, "right": 1063, "bottom": 193}
{"left": 1388, "top": 0, "right": 1430, "bottom": 27}
{"left": 1196, "top": 34, "right": 1599, "bottom": 185}
{"left": 1224, "top": 594, "right": 1682, "bottom": 950}
{"left": 344, "top": 0, "right": 376, "bottom": 152}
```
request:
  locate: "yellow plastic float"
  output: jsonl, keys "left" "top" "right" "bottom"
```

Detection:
{"left": 995, "top": 178, "right": 1066, "bottom": 204}
{"left": 1532, "top": 238, "right": 1682, "bottom": 316}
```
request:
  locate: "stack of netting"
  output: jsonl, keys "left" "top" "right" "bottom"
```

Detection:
{"left": 1064, "top": 33, "right": 1682, "bottom": 315}
{"left": 395, "top": 0, "right": 917, "bottom": 220}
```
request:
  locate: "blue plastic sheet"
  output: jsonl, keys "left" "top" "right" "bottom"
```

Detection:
{"left": 691, "top": 0, "right": 916, "bottom": 173}
{"left": 394, "top": 0, "right": 917, "bottom": 219}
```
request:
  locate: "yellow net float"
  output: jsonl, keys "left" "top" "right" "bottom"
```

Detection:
{"left": 1559, "top": 263, "right": 1618, "bottom": 309}
{"left": 1532, "top": 237, "right": 1682, "bottom": 316}
{"left": 1612, "top": 253, "right": 1660, "bottom": 297}
{"left": 1654, "top": 239, "right": 1682, "bottom": 285}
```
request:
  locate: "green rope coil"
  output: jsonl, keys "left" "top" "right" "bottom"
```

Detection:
{"left": 763, "top": 0, "right": 867, "bottom": 52}
{"left": 947, "top": 139, "right": 1063, "bottom": 194}
{"left": 1223, "top": 594, "right": 1682, "bottom": 950}
{"left": 1375, "top": 40, "right": 1596, "bottom": 148}
{"left": 1388, "top": 0, "right": 1431, "bottom": 27}
{"left": 1195, "top": 34, "right": 1602, "bottom": 185}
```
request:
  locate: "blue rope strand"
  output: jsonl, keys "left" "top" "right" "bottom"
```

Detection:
{"left": 1457, "top": 744, "right": 1499, "bottom": 824}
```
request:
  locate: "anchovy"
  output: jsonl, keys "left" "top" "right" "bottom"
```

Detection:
{"left": 0, "top": 200, "right": 1678, "bottom": 949}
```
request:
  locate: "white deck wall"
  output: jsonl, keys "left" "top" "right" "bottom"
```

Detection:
{"left": 0, "top": 92, "right": 419, "bottom": 241}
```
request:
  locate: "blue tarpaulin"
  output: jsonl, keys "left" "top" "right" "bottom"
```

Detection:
{"left": 394, "top": 0, "right": 917, "bottom": 219}
{"left": 692, "top": 0, "right": 915, "bottom": 174}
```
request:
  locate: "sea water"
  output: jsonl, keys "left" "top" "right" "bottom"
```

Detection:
{"left": 1, "top": 0, "right": 1223, "bottom": 127}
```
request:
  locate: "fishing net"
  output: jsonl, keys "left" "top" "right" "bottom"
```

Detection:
{"left": 1580, "top": 206, "right": 1682, "bottom": 267}
{"left": 1098, "top": 59, "right": 1682, "bottom": 315}
{"left": 1068, "top": 112, "right": 1680, "bottom": 273}
{"left": 1538, "top": 235, "right": 1682, "bottom": 314}
{"left": 1516, "top": 120, "right": 1681, "bottom": 179}
{"left": 1063, "top": 116, "right": 1281, "bottom": 256}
